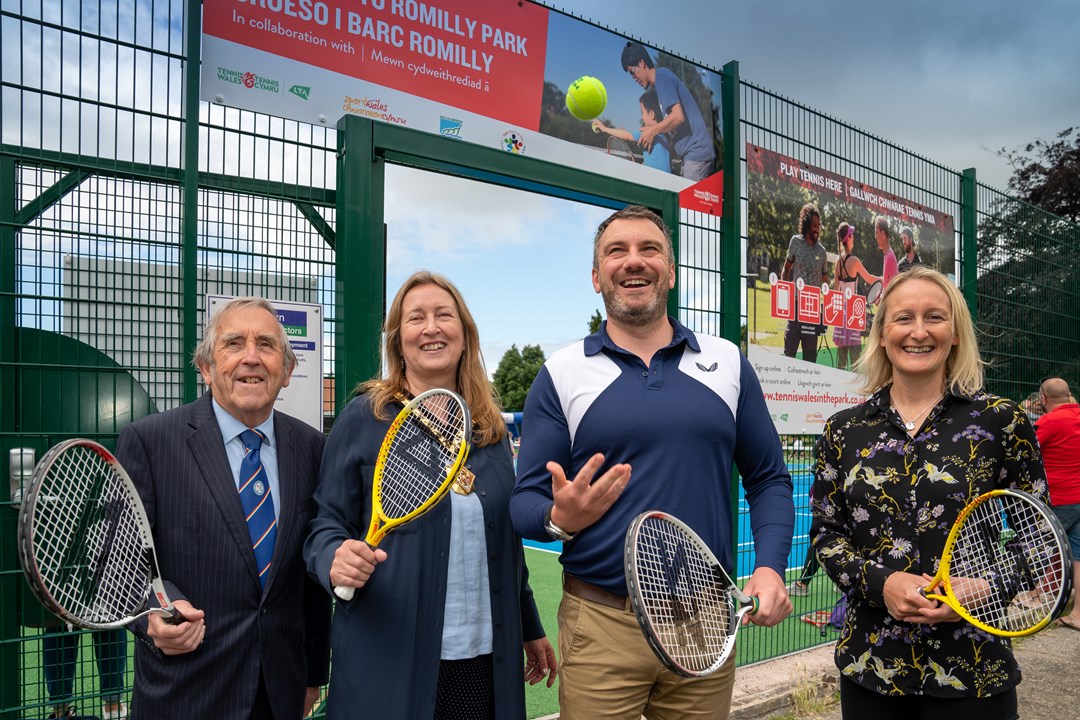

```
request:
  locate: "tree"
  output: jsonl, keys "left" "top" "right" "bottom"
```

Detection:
{"left": 976, "top": 127, "right": 1080, "bottom": 396}
{"left": 588, "top": 309, "right": 603, "bottom": 334}
{"left": 997, "top": 126, "right": 1080, "bottom": 222}
{"left": 492, "top": 344, "right": 546, "bottom": 412}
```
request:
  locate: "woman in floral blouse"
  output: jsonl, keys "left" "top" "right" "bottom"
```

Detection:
{"left": 810, "top": 266, "right": 1046, "bottom": 720}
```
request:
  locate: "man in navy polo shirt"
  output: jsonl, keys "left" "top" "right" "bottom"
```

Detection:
{"left": 510, "top": 205, "right": 794, "bottom": 719}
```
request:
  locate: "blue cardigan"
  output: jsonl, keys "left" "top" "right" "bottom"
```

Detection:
{"left": 304, "top": 394, "right": 546, "bottom": 719}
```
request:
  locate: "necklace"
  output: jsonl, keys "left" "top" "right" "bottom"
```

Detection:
{"left": 893, "top": 393, "right": 944, "bottom": 431}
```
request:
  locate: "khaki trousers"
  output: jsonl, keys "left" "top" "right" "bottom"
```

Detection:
{"left": 557, "top": 589, "right": 736, "bottom": 720}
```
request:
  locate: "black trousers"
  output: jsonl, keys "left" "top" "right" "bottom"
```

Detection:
{"left": 839, "top": 676, "right": 1017, "bottom": 720}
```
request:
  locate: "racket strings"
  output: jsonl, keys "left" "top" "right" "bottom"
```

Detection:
{"left": 607, "top": 137, "right": 640, "bottom": 162}
{"left": 32, "top": 447, "right": 150, "bottom": 624}
{"left": 949, "top": 495, "right": 1066, "bottom": 632}
{"left": 378, "top": 397, "right": 465, "bottom": 519}
{"left": 632, "top": 518, "right": 735, "bottom": 673}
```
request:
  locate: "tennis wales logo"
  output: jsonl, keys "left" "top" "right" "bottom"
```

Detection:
{"left": 696, "top": 361, "right": 718, "bottom": 372}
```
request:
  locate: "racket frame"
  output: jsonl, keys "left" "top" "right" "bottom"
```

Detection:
{"left": 17, "top": 438, "right": 183, "bottom": 629}
{"left": 924, "top": 488, "right": 1074, "bottom": 637}
{"left": 333, "top": 388, "right": 471, "bottom": 601}
{"left": 624, "top": 510, "right": 758, "bottom": 678}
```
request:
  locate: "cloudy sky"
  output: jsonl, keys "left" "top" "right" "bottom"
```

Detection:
{"left": 547, "top": 0, "right": 1079, "bottom": 190}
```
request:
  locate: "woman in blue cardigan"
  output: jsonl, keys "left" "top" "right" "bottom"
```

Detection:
{"left": 304, "top": 270, "right": 557, "bottom": 719}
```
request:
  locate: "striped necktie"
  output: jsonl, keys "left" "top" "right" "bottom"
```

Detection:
{"left": 238, "top": 428, "right": 276, "bottom": 589}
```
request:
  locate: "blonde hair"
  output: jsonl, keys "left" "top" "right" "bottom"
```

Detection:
{"left": 355, "top": 271, "right": 506, "bottom": 447}
{"left": 856, "top": 266, "right": 985, "bottom": 396}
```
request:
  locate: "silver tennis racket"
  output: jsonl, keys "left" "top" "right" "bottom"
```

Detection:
{"left": 17, "top": 438, "right": 184, "bottom": 629}
{"left": 624, "top": 510, "right": 758, "bottom": 677}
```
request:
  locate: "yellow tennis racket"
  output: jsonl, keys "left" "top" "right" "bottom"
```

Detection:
{"left": 922, "top": 489, "right": 1073, "bottom": 637}
{"left": 334, "top": 388, "right": 471, "bottom": 601}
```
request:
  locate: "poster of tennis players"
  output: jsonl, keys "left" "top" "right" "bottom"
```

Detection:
{"left": 745, "top": 144, "right": 957, "bottom": 434}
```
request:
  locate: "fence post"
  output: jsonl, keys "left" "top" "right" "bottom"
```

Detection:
{"left": 181, "top": 0, "right": 202, "bottom": 404}
{"left": 961, "top": 168, "right": 979, "bottom": 320}
{"left": 721, "top": 61, "right": 742, "bottom": 347}
{"left": 0, "top": 153, "right": 19, "bottom": 720}
{"left": 335, "top": 116, "right": 386, "bottom": 410}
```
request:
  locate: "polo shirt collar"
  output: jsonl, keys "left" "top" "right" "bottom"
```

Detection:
{"left": 583, "top": 317, "right": 700, "bottom": 357}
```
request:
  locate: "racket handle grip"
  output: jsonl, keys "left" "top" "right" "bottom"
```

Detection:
{"left": 161, "top": 606, "right": 187, "bottom": 626}
{"left": 750, "top": 596, "right": 760, "bottom": 615}
{"left": 334, "top": 585, "right": 355, "bottom": 602}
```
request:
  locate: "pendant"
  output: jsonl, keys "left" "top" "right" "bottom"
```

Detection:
{"left": 452, "top": 466, "right": 476, "bottom": 495}
{"left": 904, "top": 420, "right": 916, "bottom": 431}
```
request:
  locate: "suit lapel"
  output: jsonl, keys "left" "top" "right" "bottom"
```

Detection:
{"left": 264, "top": 414, "right": 297, "bottom": 592}
{"left": 186, "top": 394, "right": 262, "bottom": 589}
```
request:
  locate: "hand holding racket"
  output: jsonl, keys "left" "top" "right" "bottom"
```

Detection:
{"left": 920, "top": 489, "right": 1073, "bottom": 637}
{"left": 333, "top": 388, "right": 471, "bottom": 601}
{"left": 17, "top": 439, "right": 186, "bottom": 629}
{"left": 624, "top": 511, "right": 758, "bottom": 677}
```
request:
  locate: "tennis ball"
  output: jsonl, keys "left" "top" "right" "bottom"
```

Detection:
{"left": 566, "top": 76, "right": 607, "bottom": 121}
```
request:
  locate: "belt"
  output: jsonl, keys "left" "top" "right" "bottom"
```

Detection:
{"left": 563, "top": 574, "right": 630, "bottom": 611}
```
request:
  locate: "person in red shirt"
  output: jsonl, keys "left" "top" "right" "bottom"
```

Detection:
{"left": 1035, "top": 376, "right": 1080, "bottom": 630}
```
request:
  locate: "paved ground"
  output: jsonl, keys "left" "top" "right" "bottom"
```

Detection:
{"left": 731, "top": 618, "right": 1080, "bottom": 719}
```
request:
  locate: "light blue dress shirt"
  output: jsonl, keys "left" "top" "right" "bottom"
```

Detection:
{"left": 211, "top": 399, "right": 280, "bottom": 519}
{"left": 440, "top": 490, "right": 493, "bottom": 659}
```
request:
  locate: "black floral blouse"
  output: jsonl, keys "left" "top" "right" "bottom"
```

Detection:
{"left": 810, "top": 386, "right": 1047, "bottom": 698}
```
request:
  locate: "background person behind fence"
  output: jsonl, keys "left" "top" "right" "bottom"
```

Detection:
{"left": 1034, "top": 376, "right": 1080, "bottom": 631}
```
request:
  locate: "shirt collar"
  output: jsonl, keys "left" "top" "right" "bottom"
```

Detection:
{"left": 210, "top": 396, "right": 276, "bottom": 448}
{"left": 583, "top": 317, "right": 700, "bottom": 357}
{"left": 866, "top": 384, "right": 975, "bottom": 417}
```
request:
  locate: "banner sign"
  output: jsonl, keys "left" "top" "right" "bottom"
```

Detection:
{"left": 202, "top": 0, "right": 725, "bottom": 198}
{"left": 744, "top": 145, "right": 957, "bottom": 434}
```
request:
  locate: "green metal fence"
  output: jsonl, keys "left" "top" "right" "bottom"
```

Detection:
{"left": 3, "top": 2, "right": 1079, "bottom": 719}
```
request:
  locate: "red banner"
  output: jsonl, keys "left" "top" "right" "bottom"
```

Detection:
{"left": 204, "top": 0, "right": 548, "bottom": 129}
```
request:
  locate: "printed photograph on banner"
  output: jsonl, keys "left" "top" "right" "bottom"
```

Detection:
{"left": 744, "top": 144, "right": 957, "bottom": 434}
{"left": 539, "top": 11, "right": 723, "bottom": 187}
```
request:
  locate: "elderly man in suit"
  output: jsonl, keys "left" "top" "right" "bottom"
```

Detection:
{"left": 117, "top": 296, "right": 330, "bottom": 719}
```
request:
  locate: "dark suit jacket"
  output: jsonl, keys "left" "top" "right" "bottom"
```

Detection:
{"left": 117, "top": 392, "right": 330, "bottom": 720}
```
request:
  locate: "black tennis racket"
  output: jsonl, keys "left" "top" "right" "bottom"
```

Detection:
{"left": 624, "top": 511, "right": 758, "bottom": 677}
{"left": 17, "top": 439, "right": 185, "bottom": 629}
{"left": 922, "top": 489, "right": 1073, "bottom": 637}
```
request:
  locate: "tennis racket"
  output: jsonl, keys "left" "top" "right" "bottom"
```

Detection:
{"left": 607, "top": 136, "right": 643, "bottom": 163}
{"left": 17, "top": 439, "right": 185, "bottom": 629}
{"left": 922, "top": 489, "right": 1073, "bottom": 637}
{"left": 333, "top": 388, "right": 471, "bottom": 601}
{"left": 861, "top": 280, "right": 882, "bottom": 336}
{"left": 865, "top": 279, "right": 882, "bottom": 304}
{"left": 624, "top": 511, "right": 759, "bottom": 677}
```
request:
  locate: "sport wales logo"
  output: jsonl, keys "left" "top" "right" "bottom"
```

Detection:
{"left": 289, "top": 85, "right": 311, "bottom": 100}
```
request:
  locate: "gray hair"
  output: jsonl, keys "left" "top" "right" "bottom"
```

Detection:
{"left": 191, "top": 297, "right": 297, "bottom": 374}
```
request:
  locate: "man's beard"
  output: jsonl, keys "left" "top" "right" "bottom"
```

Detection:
{"left": 602, "top": 282, "right": 668, "bottom": 327}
